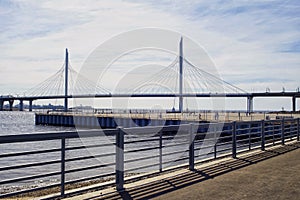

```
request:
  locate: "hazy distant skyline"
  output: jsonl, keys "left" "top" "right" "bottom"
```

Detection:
{"left": 0, "top": 0, "right": 299, "bottom": 110}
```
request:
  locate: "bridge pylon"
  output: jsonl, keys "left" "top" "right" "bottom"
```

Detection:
{"left": 64, "top": 48, "right": 68, "bottom": 112}
{"left": 179, "top": 37, "right": 183, "bottom": 113}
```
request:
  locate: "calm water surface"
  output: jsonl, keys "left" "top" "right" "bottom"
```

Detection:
{"left": 0, "top": 111, "right": 74, "bottom": 135}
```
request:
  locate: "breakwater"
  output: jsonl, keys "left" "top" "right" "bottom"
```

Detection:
{"left": 35, "top": 111, "right": 300, "bottom": 129}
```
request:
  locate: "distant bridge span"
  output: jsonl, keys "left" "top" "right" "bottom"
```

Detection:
{"left": 1, "top": 92, "right": 299, "bottom": 112}
{"left": 1, "top": 40, "right": 299, "bottom": 112}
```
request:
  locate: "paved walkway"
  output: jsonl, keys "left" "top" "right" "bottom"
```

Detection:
{"left": 64, "top": 142, "right": 300, "bottom": 200}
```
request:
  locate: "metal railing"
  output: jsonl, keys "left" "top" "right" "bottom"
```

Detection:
{"left": 0, "top": 118, "right": 299, "bottom": 198}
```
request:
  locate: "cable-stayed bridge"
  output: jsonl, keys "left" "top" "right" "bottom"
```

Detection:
{"left": 1, "top": 40, "right": 299, "bottom": 112}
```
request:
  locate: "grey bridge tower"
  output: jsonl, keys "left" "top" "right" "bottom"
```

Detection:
{"left": 64, "top": 48, "right": 68, "bottom": 112}
{"left": 179, "top": 37, "right": 183, "bottom": 113}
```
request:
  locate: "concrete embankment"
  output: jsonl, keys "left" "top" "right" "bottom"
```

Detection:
{"left": 35, "top": 111, "right": 300, "bottom": 128}
{"left": 35, "top": 113, "right": 193, "bottom": 128}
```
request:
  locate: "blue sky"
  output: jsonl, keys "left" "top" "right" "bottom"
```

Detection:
{"left": 0, "top": 0, "right": 299, "bottom": 110}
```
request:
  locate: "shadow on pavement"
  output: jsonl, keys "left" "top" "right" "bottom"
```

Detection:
{"left": 84, "top": 142, "right": 300, "bottom": 200}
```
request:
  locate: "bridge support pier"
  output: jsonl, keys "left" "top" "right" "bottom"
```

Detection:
{"left": 29, "top": 100, "right": 33, "bottom": 112}
{"left": 247, "top": 96, "right": 253, "bottom": 114}
{"left": 8, "top": 100, "right": 14, "bottom": 111}
{"left": 292, "top": 96, "right": 296, "bottom": 112}
{"left": 19, "top": 100, "right": 24, "bottom": 111}
{"left": 0, "top": 100, "right": 3, "bottom": 111}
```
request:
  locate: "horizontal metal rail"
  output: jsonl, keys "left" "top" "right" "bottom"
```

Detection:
{"left": 0, "top": 148, "right": 61, "bottom": 158}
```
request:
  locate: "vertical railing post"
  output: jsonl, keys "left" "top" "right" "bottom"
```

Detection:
{"left": 232, "top": 121, "right": 237, "bottom": 158}
{"left": 214, "top": 141, "right": 217, "bottom": 159}
{"left": 297, "top": 118, "right": 300, "bottom": 141}
{"left": 214, "top": 124, "right": 217, "bottom": 159}
{"left": 189, "top": 124, "right": 195, "bottom": 170}
{"left": 61, "top": 136, "right": 66, "bottom": 197}
{"left": 116, "top": 127, "right": 124, "bottom": 191}
{"left": 281, "top": 118, "right": 285, "bottom": 145}
{"left": 248, "top": 124, "right": 251, "bottom": 150}
{"left": 261, "top": 120, "right": 265, "bottom": 151}
{"left": 159, "top": 131, "right": 163, "bottom": 172}
{"left": 272, "top": 121, "right": 275, "bottom": 145}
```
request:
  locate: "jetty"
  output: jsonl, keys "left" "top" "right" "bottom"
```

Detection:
{"left": 35, "top": 110, "right": 300, "bottom": 128}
